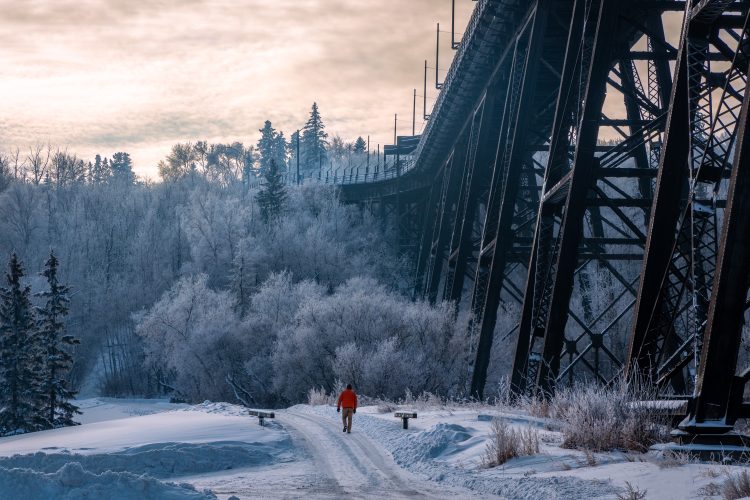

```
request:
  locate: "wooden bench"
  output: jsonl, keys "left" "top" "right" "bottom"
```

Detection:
{"left": 248, "top": 409, "right": 275, "bottom": 426}
{"left": 395, "top": 411, "right": 417, "bottom": 429}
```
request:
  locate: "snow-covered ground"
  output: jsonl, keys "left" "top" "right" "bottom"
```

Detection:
{"left": 0, "top": 398, "right": 746, "bottom": 499}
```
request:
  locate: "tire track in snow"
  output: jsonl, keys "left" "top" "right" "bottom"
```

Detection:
{"left": 278, "top": 409, "right": 439, "bottom": 498}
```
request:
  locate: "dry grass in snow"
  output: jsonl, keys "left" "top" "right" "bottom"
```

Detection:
{"left": 549, "top": 383, "right": 671, "bottom": 452}
{"left": 481, "top": 419, "right": 539, "bottom": 467}
{"left": 723, "top": 469, "right": 750, "bottom": 500}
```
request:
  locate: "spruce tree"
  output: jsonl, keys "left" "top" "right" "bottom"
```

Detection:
{"left": 301, "top": 102, "right": 328, "bottom": 172}
{"left": 102, "top": 157, "right": 112, "bottom": 181}
{"left": 258, "top": 122, "right": 289, "bottom": 176}
{"left": 111, "top": 152, "right": 134, "bottom": 184}
{"left": 353, "top": 136, "right": 367, "bottom": 154}
{"left": 257, "top": 121, "right": 278, "bottom": 175}
{"left": 273, "top": 132, "right": 288, "bottom": 171}
{"left": 258, "top": 120, "right": 278, "bottom": 175}
{"left": 36, "top": 251, "right": 80, "bottom": 428}
{"left": 0, "top": 254, "right": 46, "bottom": 435}
{"left": 289, "top": 130, "right": 300, "bottom": 172}
{"left": 256, "top": 159, "right": 287, "bottom": 222}
{"left": 89, "top": 154, "right": 107, "bottom": 185}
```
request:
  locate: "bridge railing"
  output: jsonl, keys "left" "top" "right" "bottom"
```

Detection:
{"left": 247, "top": 157, "right": 416, "bottom": 189}
{"left": 410, "top": 0, "right": 494, "bottom": 171}
{"left": 250, "top": 0, "right": 500, "bottom": 191}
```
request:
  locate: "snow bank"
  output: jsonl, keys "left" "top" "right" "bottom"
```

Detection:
{"left": 0, "top": 462, "right": 216, "bottom": 500}
{"left": 401, "top": 422, "right": 479, "bottom": 461}
{"left": 0, "top": 401, "right": 296, "bottom": 499}
{"left": 0, "top": 440, "right": 286, "bottom": 478}
{"left": 299, "top": 405, "right": 616, "bottom": 499}
{"left": 0, "top": 408, "right": 289, "bottom": 457}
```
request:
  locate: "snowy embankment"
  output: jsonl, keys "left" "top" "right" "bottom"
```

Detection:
{"left": 0, "top": 399, "right": 294, "bottom": 499}
{"left": 296, "top": 404, "right": 749, "bottom": 500}
{"left": 0, "top": 398, "right": 747, "bottom": 499}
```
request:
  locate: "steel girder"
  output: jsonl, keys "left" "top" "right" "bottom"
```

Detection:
{"left": 680, "top": 63, "right": 750, "bottom": 434}
{"left": 334, "top": 0, "right": 750, "bottom": 442}
{"left": 626, "top": 0, "right": 750, "bottom": 429}
{"left": 466, "top": 0, "right": 571, "bottom": 399}
{"left": 510, "top": 0, "right": 683, "bottom": 397}
{"left": 416, "top": 136, "right": 469, "bottom": 303}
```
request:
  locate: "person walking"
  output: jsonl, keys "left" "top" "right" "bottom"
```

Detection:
{"left": 336, "top": 384, "right": 358, "bottom": 433}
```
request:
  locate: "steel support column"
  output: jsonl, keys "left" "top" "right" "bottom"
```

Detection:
{"left": 679, "top": 62, "right": 750, "bottom": 436}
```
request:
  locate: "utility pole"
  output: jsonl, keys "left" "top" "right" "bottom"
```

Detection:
{"left": 423, "top": 60, "right": 430, "bottom": 120}
{"left": 394, "top": 114, "right": 397, "bottom": 145}
{"left": 436, "top": 23, "right": 442, "bottom": 89}
{"left": 367, "top": 135, "right": 370, "bottom": 170}
{"left": 451, "top": 0, "right": 460, "bottom": 49}
{"left": 412, "top": 88, "right": 417, "bottom": 136}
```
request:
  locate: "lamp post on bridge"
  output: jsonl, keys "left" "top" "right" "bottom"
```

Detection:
{"left": 413, "top": 88, "right": 416, "bottom": 136}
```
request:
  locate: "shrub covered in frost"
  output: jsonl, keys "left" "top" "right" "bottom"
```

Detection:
{"left": 550, "top": 382, "right": 670, "bottom": 452}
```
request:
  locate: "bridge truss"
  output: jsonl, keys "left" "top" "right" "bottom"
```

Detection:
{"left": 328, "top": 0, "right": 750, "bottom": 443}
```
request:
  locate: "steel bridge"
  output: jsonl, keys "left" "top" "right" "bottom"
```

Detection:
{"left": 310, "top": 0, "right": 750, "bottom": 445}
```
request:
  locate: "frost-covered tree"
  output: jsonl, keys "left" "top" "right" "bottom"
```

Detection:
{"left": 159, "top": 143, "right": 197, "bottom": 181}
{"left": 230, "top": 245, "right": 251, "bottom": 317}
{"left": 136, "top": 274, "right": 245, "bottom": 402}
{"left": 329, "top": 135, "right": 347, "bottom": 164}
{"left": 272, "top": 277, "right": 466, "bottom": 402}
{"left": 256, "top": 159, "right": 287, "bottom": 222}
{"left": 50, "top": 150, "right": 86, "bottom": 187}
{"left": 301, "top": 102, "right": 328, "bottom": 171}
{"left": 36, "top": 251, "right": 80, "bottom": 428}
{"left": 0, "top": 253, "right": 46, "bottom": 434}
{"left": 257, "top": 121, "right": 288, "bottom": 176}
{"left": 207, "top": 142, "right": 252, "bottom": 185}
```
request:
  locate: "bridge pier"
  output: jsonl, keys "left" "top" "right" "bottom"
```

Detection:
{"left": 335, "top": 0, "right": 750, "bottom": 443}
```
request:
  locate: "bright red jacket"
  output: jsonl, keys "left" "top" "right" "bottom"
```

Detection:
{"left": 337, "top": 389, "right": 358, "bottom": 409}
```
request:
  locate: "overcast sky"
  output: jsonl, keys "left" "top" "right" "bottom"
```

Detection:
{"left": 0, "top": 0, "right": 475, "bottom": 178}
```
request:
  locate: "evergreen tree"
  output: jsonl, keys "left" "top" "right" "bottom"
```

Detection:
{"left": 301, "top": 102, "right": 328, "bottom": 172}
{"left": 36, "top": 251, "right": 80, "bottom": 428}
{"left": 102, "top": 157, "right": 112, "bottom": 181}
{"left": 288, "top": 130, "right": 300, "bottom": 173}
{"left": 353, "top": 136, "right": 366, "bottom": 154}
{"left": 273, "top": 132, "right": 288, "bottom": 172}
{"left": 111, "top": 152, "right": 134, "bottom": 184}
{"left": 257, "top": 121, "right": 278, "bottom": 175}
{"left": 258, "top": 121, "right": 289, "bottom": 176}
{"left": 89, "top": 154, "right": 110, "bottom": 185}
{"left": 0, "top": 254, "right": 46, "bottom": 435}
{"left": 256, "top": 159, "right": 287, "bottom": 222}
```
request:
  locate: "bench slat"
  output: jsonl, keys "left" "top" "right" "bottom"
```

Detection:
{"left": 248, "top": 410, "right": 275, "bottom": 418}
{"left": 394, "top": 412, "right": 417, "bottom": 418}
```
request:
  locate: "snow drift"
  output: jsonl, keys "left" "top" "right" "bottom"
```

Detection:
{"left": 0, "top": 461, "right": 216, "bottom": 500}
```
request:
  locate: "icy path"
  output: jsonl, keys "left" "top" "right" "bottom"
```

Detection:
{"left": 189, "top": 407, "right": 479, "bottom": 499}
{"left": 277, "top": 407, "right": 476, "bottom": 498}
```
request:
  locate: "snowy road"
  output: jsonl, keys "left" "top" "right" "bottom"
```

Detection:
{"left": 188, "top": 407, "right": 480, "bottom": 499}
{"left": 277, "top": 408, "right": 454, "bottom": 498}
